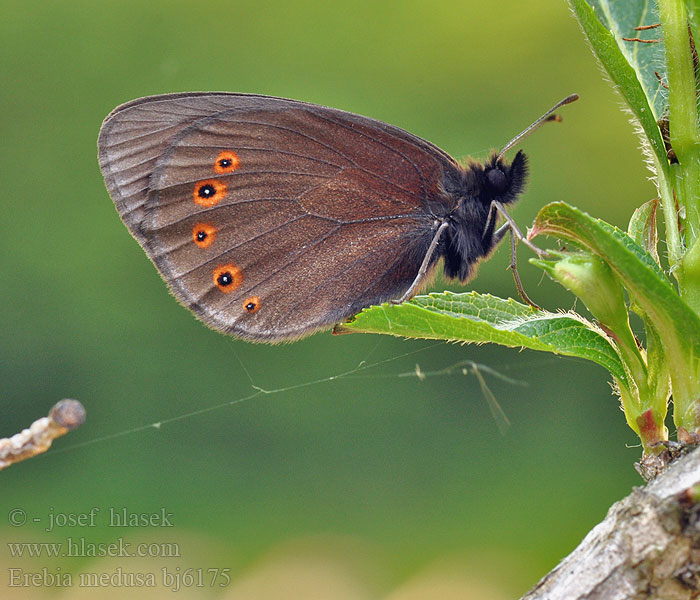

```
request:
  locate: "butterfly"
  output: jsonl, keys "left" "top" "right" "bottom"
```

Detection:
{"left": 98, "top": 93, "right": 576, "bottom": 342}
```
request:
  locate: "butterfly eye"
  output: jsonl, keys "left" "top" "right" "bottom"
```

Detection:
{"left": 214, "top": 150, "right": 240, "bottom": 174}
{"left": 213, "top": 264, "right": 243, "bottom": 293}
{"left": 243, "top": 297, "right": 261, "bottom": 314}
{"left": 192, "top": 223, "right": 218, "bottom": 248}
{"left": 486, "top": 168, "right": 508, "bottom": 193}
{"left": 193, "top": 180, "right": 227, "bottom": 207}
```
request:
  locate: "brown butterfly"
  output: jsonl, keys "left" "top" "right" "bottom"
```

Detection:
{"left": 98, "top": 93, "right": 576, "bottom": 342}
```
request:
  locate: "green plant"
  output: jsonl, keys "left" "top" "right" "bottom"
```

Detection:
{"left": 336, "top": 0, "right": 700, "bottom": 456}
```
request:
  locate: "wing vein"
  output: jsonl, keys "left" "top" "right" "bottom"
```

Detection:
{"left": 174, "top": 145, "right": 345, "bottom": 170}
{"left": 206, "top": 227, "right": 342, "bottom": 320}
{"left": 157, "top": 170, "right": 334, "bottom": 191}
{"left": 207, "top": 117, "right": 424, "bottom": 201}
{"left": 162, "top": 215, "right": 308, "bottom": 278}
{"left": 312, "top": 112, "right": 430, "bottom": 199}
{"left": 272, "top": 234, "right": 415, "bottom": 328}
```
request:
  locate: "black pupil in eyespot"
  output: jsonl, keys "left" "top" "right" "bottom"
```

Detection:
{"left": 246, "top": 302, "right": 256, "bottom": 311}
{"left": 219, "top": 159, "right": 231, "bottom": 167}
{"left": 218, "top": 273, "right": 232, "bottom": 286}
{"left": 198, "top": 185, "right": 215, "bottom": 198}
{"left": 197, "top": 231, "right": 207, "bottom": 241}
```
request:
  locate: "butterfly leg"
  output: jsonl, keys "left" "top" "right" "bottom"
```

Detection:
{"left": 491, "top": 201, "right": 544, "bottom": 309}
{"left": 507, "top": 228, "right": 541, "bottom": 309}
{"left": 492, "top": 201, "right": 547, "bottom": 256}
{"left": 393, "top": 220, "right": 450, "bottom": 304}
{"left": 482, "top": 201, "right": 499, "bottom": 243}
{"left": 492, "top": 222, "right": 510, "bottom": 245}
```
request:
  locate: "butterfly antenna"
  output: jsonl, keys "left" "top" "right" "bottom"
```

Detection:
{"left": 497, "top": 94, "right": 579, "bottom": 161}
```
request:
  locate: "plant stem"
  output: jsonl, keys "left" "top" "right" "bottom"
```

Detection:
{"left": 659, "top": 0, "right": 700, "bottom": 313}
{"left": 681, "top": 235, "right": 700, "bottom": 313}
{"left": 655, "top": 157, "right": 683, "bottom": 271}
{"left": 605, "top": 319, "right": 647, "bottom": 393}
{"left": 659, "top": 0, "right": 700, "bottom": 182}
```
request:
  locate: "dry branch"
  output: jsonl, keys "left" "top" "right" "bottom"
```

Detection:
{"left": 0, "top": 399, "right": 86, "bottom": 470}
{"left": 522, "top": 446, "right": 700, "bottom": 600}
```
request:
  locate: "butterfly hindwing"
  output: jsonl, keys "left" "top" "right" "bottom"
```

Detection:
{"left": 98, "top": 93, "right": 458, "bottom": 340}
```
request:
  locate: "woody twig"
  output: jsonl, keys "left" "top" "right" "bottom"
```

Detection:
{"left": 0, "top": 399, "right": 86, "bottom": 470}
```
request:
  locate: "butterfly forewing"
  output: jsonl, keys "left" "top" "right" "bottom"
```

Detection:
{"left": 98, "top": 93, "right": 458, "bottom": 341}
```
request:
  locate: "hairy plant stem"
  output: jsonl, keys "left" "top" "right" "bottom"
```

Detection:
{"left": 659, "top": 0, "right": 700, "bottom": 313}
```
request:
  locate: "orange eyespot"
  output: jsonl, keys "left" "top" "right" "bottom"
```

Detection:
{"left": 213, "top": 264, "right": 242, "bottom": 293}
{"left": 193, "top": 179, "right": 227, "bottom": 207}
{"left": 243, "top": 296, "right": 261, "bottom": 313}
{"left": 214, "top": 150, "right": 240, "bottom": 174}
{"left": 192, "top": 223, "right": 218, "bottom": 248}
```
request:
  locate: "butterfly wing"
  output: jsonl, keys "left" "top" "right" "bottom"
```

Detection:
{"left": 98, "top": 93, "right": 458, "bottom": 341}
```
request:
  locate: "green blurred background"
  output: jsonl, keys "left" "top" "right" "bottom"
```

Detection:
{"left": 0, "top": 1, "right": 654, "bottom": 598}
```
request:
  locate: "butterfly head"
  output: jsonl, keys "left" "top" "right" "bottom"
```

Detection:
{"left": 480, "top": 149, "right": 528, "bottom": 207}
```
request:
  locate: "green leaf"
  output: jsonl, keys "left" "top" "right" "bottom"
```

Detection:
{"left": 532, "top": 202, "right": 673, "bottom": 290}
{"left": 644, "top": 316, "right": 671, "bottom": 416}
{"left": 533, "top": 251, "right": 647, "bottom": 389}
{"left": 627, "top": 198, "right": 661, "bottom": 318}
{"left": 337, "top": 291, "right": 627, "bottom": 382}
{"left": 533, "top": 251, "right": 630, "bottom": 330}
{"left": 628, "top": 197, "right": 660, "bottom": 264}
{"left": 532, "top": 201, "right": 700, "bottom": 429}
{"left": 570, "top": 0, "right": 670, "bottom": 175}
{"left": 588, "top": 0, "right": 667, "bottom": 119}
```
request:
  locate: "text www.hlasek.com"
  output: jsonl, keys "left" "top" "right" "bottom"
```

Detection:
{"left": 7, "top": 538, "right": 180, "bottom": 558}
